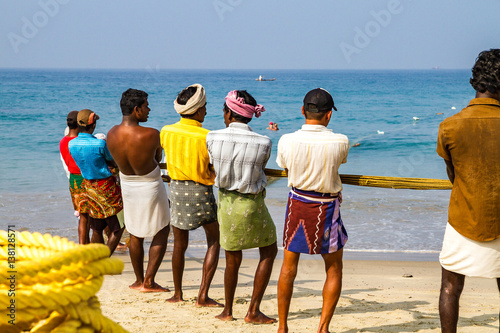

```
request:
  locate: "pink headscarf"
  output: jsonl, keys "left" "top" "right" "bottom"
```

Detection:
{"left": 225, "top": 90, "right": 265, "bottom": 118}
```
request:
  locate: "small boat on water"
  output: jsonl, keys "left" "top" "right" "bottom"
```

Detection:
{"left": 256, "top": 75, "right": 276, "bottom": 81}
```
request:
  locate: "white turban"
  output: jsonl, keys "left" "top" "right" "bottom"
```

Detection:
{"left": 174, "top": 83, "right": 206, "bottom": 115}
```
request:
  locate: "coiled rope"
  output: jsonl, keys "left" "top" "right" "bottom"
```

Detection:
{"left": 159, "top": 163, "right": 452, "bottom": 190}
{"left": 0, "top": 230, "right": 128, "bottom": 333}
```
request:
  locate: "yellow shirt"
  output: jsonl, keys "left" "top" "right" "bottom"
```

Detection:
{"left": 160, "top": 118, "right": 215, "bottom": 185}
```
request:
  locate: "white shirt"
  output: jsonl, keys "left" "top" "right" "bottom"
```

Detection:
{"left": 277, "top": 124, "right": 349, "bottom": 194}
{"left": 206, "top": 122, "right": 272, "bottom": 194}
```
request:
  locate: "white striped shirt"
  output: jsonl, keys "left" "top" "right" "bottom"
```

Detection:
{"left": 277, "top": 124, "right": 349, "bottom": 194}
{"left": 207, "top": 122, "right": 271, "bottom": 194}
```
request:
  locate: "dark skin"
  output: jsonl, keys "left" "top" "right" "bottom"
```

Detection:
{"left": 438, "top": 89, "right": 500, "bottom": 333}
{"left": 277, "top": 108, "right": 344, "bottom": 333}
{"left": 165, "top": 104, "right": 222, "bottom": 306}
{"left": 107, "top": 99, "right": 170, "bottom": 292}
{"left": 215, "top": 109, "right": 278, "bottom": 324}
{"left": 80, "top": 122, "right": 124, "bottom": 256}
{"left": 67, "top": 126, "right": 90, "bottom": 245}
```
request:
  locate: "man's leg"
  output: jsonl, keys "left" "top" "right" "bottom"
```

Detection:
{"left": 277, "top": 249, "right": 301, "bottom": 333}
{"left": 105, "top": 215, "right": 124, "bottom": 255}
{"left": 167, "top": 226, "right": 189, "bottom": 303}
{"left": 245, "top": 242, "right": 278, "bottom": 324}
{"left": 318, "top": 249, "right": 343, "bottom": 333}
{"left": 141, "top": 225, "right": 170, "bottom": 292}
{"left": 89, "top": 217, "right": 105, "bottom": 244}
{"left": 78, "top": 213, "right": 89, "bottom": 244}
{"left": 196, "top": 221, "right": 222, "bottom": 307}
{"left": 439, "top": 267, "right": 465, "bottom": 333}
{"left": 129, "top": 234, "right": 145, "bottom": 290}
{"left": 216, "top": 250, "right": 242, "bottom": 321}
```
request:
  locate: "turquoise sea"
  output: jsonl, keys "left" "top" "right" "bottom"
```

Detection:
{"left": 0, "top": 69, "right": 474, "bottom": 260}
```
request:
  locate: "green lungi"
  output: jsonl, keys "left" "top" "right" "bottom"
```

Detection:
{"left": 218, "top": 188, "right": 277, "bottom": 251}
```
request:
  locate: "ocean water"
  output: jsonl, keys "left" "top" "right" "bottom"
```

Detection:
{"left": 0, "top": 69, "right": 474, "bottom": 259}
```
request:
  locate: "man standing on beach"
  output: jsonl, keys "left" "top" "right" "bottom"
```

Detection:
{"left": 207, "top": 90, "right": 277, "bottom": 323}
{"left": 107, "top": 88, "right": 171, "bottom": 292}
{"left": 160, "top": 83, "right": 221, "bottom": 306}
{"left": 69, "top": 109, "right": 125, "bottom": 255}
{"left": 437, "top": 49, "right": 500, "bottom": 333}
{"left": 276, "top": 88, "right": 349, "bottom": 333}
{"left": 60, "top": 110, "right": 89, "bottom": 244}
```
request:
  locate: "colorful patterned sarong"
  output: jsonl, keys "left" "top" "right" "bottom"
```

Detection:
{"left": 283, "top": 188, "right": 348, "bottom": 254}
{"left": 82, "top": 176, "right": 123, "bottom": 219}
{"left": 218, "top": 188, "right": 277, "bottom": 251}
{"left": 169, "top": 180, "right": 217, "bottom": 230}
{"left": 69, "top": 173, "right": 86, "bottom": 212}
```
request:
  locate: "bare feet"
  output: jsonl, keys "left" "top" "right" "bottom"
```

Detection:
{"left": 129, "top": 281, "right": 143, "bottom": 290}
{"left": 215, "top": 312, "right": 235, "bottom": 321}
{"left": 196, "top": 297, "right": 223, "bottom": 307}
{"left": 166, "top": 295, "right": 184, "bottom": 303}
{"left": 140, "top": 282, "right": 170, "bottom": 293}
{"left": 245, "top": 311, "right": 277, "bottom": 324}
{"left": 277, "top": 327, "right": 288, "bottom": 333}
{"left": 116, "top": 242, "right": 128, "bottom": 252}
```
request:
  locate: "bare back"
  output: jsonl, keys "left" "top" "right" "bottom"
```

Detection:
{"left": 107, "top": 123, "right": 162, "bottom": 176}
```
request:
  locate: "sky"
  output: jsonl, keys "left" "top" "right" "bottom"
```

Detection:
{"left": 0, "top": 0, "right": 499, "bottom": 70}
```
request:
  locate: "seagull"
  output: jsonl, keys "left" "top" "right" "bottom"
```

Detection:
{"left": 451, "top": 106, "right": 456, "bottom": 110}
{"left": 377, "top": 130, "right": 384, "bottom": 135}
{"left": 413, "top": 116, "right": 420, "bottom": 121}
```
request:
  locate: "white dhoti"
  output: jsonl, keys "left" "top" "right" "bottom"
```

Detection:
{"left": 440, "top": 223, "right": 500, "bottom": 278}
{"left": 119, "top": 166, "right": 170, "bottom": 238}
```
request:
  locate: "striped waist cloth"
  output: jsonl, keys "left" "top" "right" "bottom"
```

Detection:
{"left": 291, "top": 188, "right": 338, "bottom": 202}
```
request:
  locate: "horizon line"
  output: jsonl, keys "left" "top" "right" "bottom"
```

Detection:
{"left": 0, "top": 67, "right": 470, "bottom": 71}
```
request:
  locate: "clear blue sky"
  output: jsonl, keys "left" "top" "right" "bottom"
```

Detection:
{"left": 1, "top": 0, "right": 499, "bottom": 70}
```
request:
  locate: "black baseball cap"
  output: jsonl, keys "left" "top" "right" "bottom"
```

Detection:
{"left": 303, "top": 88, "right": 337, "bottom": 112}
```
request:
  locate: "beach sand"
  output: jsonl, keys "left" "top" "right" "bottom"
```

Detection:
{"left": 97, "top": 252, "right": 499, "bottom": 332}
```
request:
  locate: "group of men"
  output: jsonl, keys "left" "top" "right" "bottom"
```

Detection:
{"left": 59, "top": 49, "right": 499, "bottom": 333}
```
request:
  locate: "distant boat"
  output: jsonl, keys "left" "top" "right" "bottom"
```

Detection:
{"left": 256, "top": 75, "right": 275, "bottom": 81}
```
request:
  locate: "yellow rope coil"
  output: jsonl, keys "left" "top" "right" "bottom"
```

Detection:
{"left": 15, "top": 258, "right": 124, "bottom": 287}
{"left": 0, "top": 231, "right": 129, "bottom": 333}
{"left": 0, "top": 232, "right": 111, "bottom": 281}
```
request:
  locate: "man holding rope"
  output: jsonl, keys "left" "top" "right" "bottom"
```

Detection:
{"left": 437, "top": 49, "right": 500, "bottom": 332}
{"left": 276, "top": 88, "right": 349, "bottom": 333}
{"left": 207, "top": 89, "right": 278, "bottom": 324}
{"left": 160, "top": 84, "right": 221, "bottom": 307}
{"left": 107, "top": 88, "right": 171, "bottom": 292}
